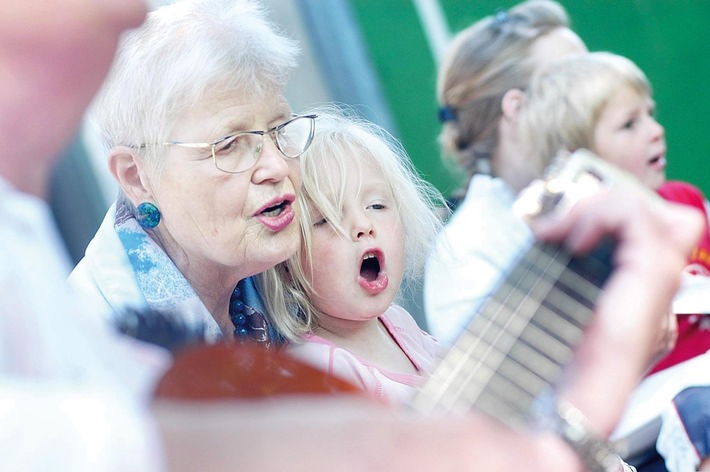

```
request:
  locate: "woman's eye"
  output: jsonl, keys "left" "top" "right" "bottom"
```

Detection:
{"left": 369, "top": 203, "right": 387, "bottom": 211}
{"left": 214, "top": 134, "right": 244, "bottom": 154}
{"left": 313, "top": 217, "right": 328, "bottom": 227}
{"left": 274, "top": 126, "right": 287, "bottom": 139}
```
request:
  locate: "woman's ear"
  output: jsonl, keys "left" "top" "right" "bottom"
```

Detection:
{"left": 501, "top": 88, "right": 525, "bottom": 123}
{"left": 108, "top": 146, "right": 153, "bottom": 204}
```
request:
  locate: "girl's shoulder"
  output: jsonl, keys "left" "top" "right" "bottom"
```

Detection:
{"left": 381, "top": 305, "right": 443, "bottom": 361}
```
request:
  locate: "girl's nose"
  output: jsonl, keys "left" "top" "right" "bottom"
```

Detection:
{"left": 351, "top": 212, "right": 376, "bottom": 241}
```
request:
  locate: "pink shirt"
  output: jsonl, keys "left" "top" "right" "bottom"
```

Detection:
{"left": 287, "top": 305, "right": 443, "bottom": 405}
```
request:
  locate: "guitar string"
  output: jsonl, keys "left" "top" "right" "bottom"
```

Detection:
{"left": 437, "top": 242, "right": 609, "bottom": 420}
{"left": 412, "top": 243, "right": 553, "bottom": 414}
{"left": 449, "top": 243, "right": 575, "bottom": 418}
{"left": 413, "top": 242, "right": 567, "bottom": 414}
{"left": 414, "top": 241, "right": 610, "bottom": 424}
{"left": 465, "top": 242, "right": 607, "bottom": 416}
{"left": 472, "top": 274, "right": 604, "bottom": 424}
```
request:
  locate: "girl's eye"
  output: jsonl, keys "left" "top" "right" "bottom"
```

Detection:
{"left": 310, "top": 204, "right": 337, "bottom": 229}
{"left": 369, "top": 203, "right": 387, "bottom": 211}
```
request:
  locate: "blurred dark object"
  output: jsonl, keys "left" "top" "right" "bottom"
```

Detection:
{"left": 49, "top": 134, "right": 107, "bottom": 264}
{"left": 115, "top": 306, "right": 207, "bottom": 353}
{"left": 116, "top": 307, "right": 364, "bottom": 400}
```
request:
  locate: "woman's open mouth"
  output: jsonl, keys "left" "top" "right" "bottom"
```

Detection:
{"left": 261, "top": 201, "right": 288, "bottom": 217}
{"left": 255, "top": 196, "right": 296, "bottom": 232}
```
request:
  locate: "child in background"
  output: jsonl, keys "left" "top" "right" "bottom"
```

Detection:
{"left": 516, "top": 51, "right": 710, "bottom": 374}
{"left": 257, "top": 107, "right": 447, "bottom": 404}
{"left": 517, "top": 51, "right": 667, "bottom": 189}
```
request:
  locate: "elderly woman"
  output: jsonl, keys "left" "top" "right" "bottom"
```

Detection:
{"left": 69, "top": 0, "right": 314, "bottom": 346}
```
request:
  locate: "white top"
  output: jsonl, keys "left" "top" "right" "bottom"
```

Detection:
{"left": 424, "top": 174, "right": 532, "bottom": 346}
{"left": 0, "top": 177, "right": 167, "bottom": 471}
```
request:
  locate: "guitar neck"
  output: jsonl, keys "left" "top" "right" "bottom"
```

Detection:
{"left": 412, "top": 237, "right": 614, "bottom": 429}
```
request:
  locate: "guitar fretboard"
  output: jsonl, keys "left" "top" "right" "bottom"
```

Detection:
{"left": 412, "top": 238, "right": 614, "bottom": 429}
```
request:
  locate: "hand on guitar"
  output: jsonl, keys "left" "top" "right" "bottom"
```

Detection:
{"left": 533, "top": 186, "right": 702, "bottom": 438}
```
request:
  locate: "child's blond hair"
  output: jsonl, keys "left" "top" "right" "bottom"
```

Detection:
{"left": 518, "top": 51, "right": 652, "bottom": 174}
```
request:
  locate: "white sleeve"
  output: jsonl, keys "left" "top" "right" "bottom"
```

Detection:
{"left": 0, "top": 381, "right": 165, "bottom": 472}
{"left": 0, "top": 180, "right": 168, "bottom": 471}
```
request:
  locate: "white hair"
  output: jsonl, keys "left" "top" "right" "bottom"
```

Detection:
{"left": 90, "top": 0, "right": 299, "bottom": 171}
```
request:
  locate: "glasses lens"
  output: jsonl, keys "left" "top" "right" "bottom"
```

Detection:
{"left": 213, "top": 133, "right": 262, "bottom": 173}
{"left": 276, "top": 116, "right": 315, "bottom": 158}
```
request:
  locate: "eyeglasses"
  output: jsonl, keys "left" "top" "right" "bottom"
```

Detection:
{"left": 141, "top": 114, "right": 317, "bottom": 174}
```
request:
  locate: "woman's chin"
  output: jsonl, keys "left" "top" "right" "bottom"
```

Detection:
{"left": 250, "top": 234, "right": 300, "bottom": 274}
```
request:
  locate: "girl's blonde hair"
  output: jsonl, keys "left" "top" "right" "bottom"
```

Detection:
{"left": 517, "top": 51, "right": 652, "bottom": 174}
{"left": 438, "top": 0, "right": 570, "bottom": 187}
{"left": 258, "top": 105, "right": 448, "bottom": 341}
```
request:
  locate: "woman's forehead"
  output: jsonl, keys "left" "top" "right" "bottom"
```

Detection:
{"left": 171, "top": 91, "right": 290, "bottom": 138}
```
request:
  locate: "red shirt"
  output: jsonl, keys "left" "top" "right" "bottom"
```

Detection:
{"left": 649, "top": 181, "right": 710, "bottom": 374}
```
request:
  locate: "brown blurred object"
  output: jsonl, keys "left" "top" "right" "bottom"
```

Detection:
{"left": 155, "top": 343, "right": 365, "bottom": 400}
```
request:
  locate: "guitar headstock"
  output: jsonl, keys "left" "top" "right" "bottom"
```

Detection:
{"left": 513, "top": 148, "right": 656, "bottom": 223}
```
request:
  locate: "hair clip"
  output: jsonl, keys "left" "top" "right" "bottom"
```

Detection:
{"left": 437, "top": 105, "right": 457, "bottom": 123}
{"left": 493, "top": 9, "right": 510, "bottom": 26}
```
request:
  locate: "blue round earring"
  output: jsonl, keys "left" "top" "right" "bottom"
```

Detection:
{"left": 136, "top": 202, "right": 161, "bottom": 229}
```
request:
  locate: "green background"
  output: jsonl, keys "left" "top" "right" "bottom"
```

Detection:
{"left": 351, "top": 1, "right": 710, "bottom": 198}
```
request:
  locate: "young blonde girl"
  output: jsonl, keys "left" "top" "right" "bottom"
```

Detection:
{"left": 257, "top": 106, "right": 448, "bottom": 404}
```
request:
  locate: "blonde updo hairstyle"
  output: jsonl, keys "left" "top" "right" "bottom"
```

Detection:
{"left": 437, "top": 0, "right": 570, "bottom": 188}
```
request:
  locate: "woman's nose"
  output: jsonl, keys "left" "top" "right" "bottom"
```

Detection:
{"left": 251, "top": 135, "right": 289, "bottom": 182}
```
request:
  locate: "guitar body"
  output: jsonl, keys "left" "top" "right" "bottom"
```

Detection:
{"left": 155, "top": 343, "right": 364, "bottom": 400}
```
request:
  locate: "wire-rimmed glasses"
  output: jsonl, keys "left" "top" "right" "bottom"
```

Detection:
{"left": 142, "top": 114, "right": 317, "bottom": 174}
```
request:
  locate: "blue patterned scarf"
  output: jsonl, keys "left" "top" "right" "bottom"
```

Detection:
{"left": 113, "top": 199, "right": 277, "bottom": 345}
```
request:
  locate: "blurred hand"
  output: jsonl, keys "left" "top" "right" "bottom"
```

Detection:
{"left": 533, "top": 188, "right": 702, "bottom": 436}
{"left": 0, "top": 0, "right": 147, "bottom": 195}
